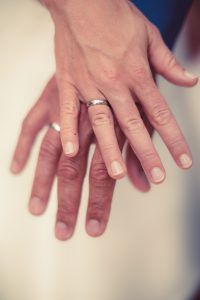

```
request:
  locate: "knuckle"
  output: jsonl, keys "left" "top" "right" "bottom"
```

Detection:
{"left": 34, "top": 173, "right": 50, "bottom": 189}
{"left": 132, "top": 64, "right": 150, "bottom": 82}
{"left": 165, "top": 54, "right": 178, "bottom": 70}
{"left": 90, "top": 162, "right": 110, "bottom": 181}
{"left": 91, "top": 112, "right": 113, "bottom": 127}
{"left": 102, "top": 143, "right": 116, "bottom": 154}
{"left": 131, "top": 66, "right": 153, "bottom": 90}
{"left": 39, "top": 139, "right": 59, "bottom": 161}
{"left": 151, "top": 105, "right": 172, "bottom": 126}
{"left": 57, "top": 161, "right": 80, "bottom": 180}
{"left": 61, "top": 124, "right": 76, "bottom": 135}
{"left": 98, "top": 67, "right": 121, "bottom": 85}
{"left": 89, "top": 200, "right": 106, "bottom": 216}
{"left": 60, "top": 117, "right": 77, "bottom": 135}
{"left": 167, "top": 137, "right": 185, "bottom": 152}
{"left": 57, "top": 200, "right": 76, "bottom": 220}
{"left": 123, "top": 116, "right": 143, "bottom": 133}
{"left": 139, "top": 150, "right": 157, "bottom": 164}
{"left": 61, "top": 101, "right": 79, "bottom": 117}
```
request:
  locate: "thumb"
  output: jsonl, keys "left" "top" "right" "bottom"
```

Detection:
{"left": 148, "top": 26, "right": 198, "bottom": 87}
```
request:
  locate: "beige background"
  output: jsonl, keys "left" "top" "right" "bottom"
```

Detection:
{"left": 1, "top": 1, "right": 200, "bottom": 300}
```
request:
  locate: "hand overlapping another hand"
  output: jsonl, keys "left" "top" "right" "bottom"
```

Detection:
{"left": 42, "top": 0, "right": 198, "bottom": 184}
{"left": 11, "top": 0, "right": 199, "bottom": 241}
{"left": 11, "top": 76, "right": 153, "bottom": 240}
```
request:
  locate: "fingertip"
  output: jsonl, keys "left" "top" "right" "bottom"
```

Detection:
{"left": 184, "top": 71, "right": 199, "bottom": 81}
{"left": 10, "top": 160, "right": 22, "bottom": 174}
{"left": 110, "top": 160, "right": 127, "bottom": 180}
{"left": 61, "top": 129, "right": 79, "bottom": 157}
{"left": 86, "top": 219, "right": 106, "bottom": 237}
{"left": 29, "top": 197, "right": 46, "bottom": 216}
{"left": 110, "top": 171, "right": 126, "bottom": 180}
{"left": 63, "top": 141, "right": 79, "bottom": 157}
{"left": 178, "top": 153, "right": 193, "bottom": 170}
{"left": 182, "top": 71, "right": 199, "bottom": 87}
{"left": 55, "top": 222, "right": 73, "bottom": 241}
{"left": 64, "top": 142, "right": 76, "bottom": 155}
{"left": 171, "top": 70, "right": 199, "bottom": 87}
{"left": 150, "top": 167, "right": 166, "bottom": 184}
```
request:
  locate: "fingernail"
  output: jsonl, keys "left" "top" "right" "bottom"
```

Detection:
{"left": 65, "top": 142, "right": 75, "bottom": 155}
{"left": 87, "top": 219, "right": 102, "bottom": 236}
{"left": 179, "top": 154, "right": 192, "bottom": 169}
{"left": 151, "top": 167, "right": 165, "bottom": 183}
{"left": 10, "top": 160, "right": 20, "bottom": 174}
{"left": 111, "top": 161, "right": 124, "bottom": 176}
{"left": 29, "top": 197, "right": 44, "bottom": 215}
{"left": 55, "top": 222, "right": 72, "bottom": 240}
{"left": 184, "top": 71, "right": 198, "bottom": 80}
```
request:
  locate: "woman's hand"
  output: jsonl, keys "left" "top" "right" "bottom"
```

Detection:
{"left": 10, "top": 76, "right": 151, "bottom": 240}
{"left": 40, "top": 0, "right": 198, "bottom": 184}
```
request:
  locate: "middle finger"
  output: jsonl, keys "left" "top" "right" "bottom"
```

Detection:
{"left": 102, "top": 82, "right": 166, "bottom": 184}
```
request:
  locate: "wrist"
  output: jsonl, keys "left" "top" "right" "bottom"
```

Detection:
{"left": 43, "top": 0, "right": 126, "bottom": 18}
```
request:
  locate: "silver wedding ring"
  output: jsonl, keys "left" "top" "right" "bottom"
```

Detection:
{"left": 86, "top": 99, "right": 110, "bottom": 108}
{"left": 49, "top": 122, "right": 60, "bottom": 133}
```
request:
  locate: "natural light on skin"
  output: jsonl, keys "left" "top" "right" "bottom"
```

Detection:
{"left": 39, "top": 0, "right": 197, "bottom": 185}
{"left": 1, "top": 0, "right": 200, "bottom": 300}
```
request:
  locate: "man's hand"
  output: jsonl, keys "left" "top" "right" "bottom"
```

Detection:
{"left": 10, "top": 76, "right": 150, "bottom": 240}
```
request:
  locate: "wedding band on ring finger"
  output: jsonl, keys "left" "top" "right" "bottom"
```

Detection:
{"left": 49, "top": 122, "right": 61, "bottom": 133}
{"left": 86, "top": 99, "right": 111, "bottom": 108}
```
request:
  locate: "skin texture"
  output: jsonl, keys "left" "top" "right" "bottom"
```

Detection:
{"left": 41, "top": 0, "right": 197, "bottom": 184}
{"left": 11, "top": 76, "right": 152, "bottom": 241}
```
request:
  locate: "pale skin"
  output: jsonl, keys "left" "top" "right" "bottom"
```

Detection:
{"left": 39, "top": 0, "right": 198, "bottom": 184}
{"left": 11, "top": 76, "right": 153, "bottom": 241}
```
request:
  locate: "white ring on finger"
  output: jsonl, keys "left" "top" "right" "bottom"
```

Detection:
{"left": 49, "top": 122, "right": 60, "bottom": 133}
{"left": 86, "top": 99, "right": 110, "bottom": 108}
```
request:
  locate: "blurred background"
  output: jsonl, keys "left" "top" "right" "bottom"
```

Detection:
{"left": 0, "top": 1, "right": 200, "bottom": 299}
